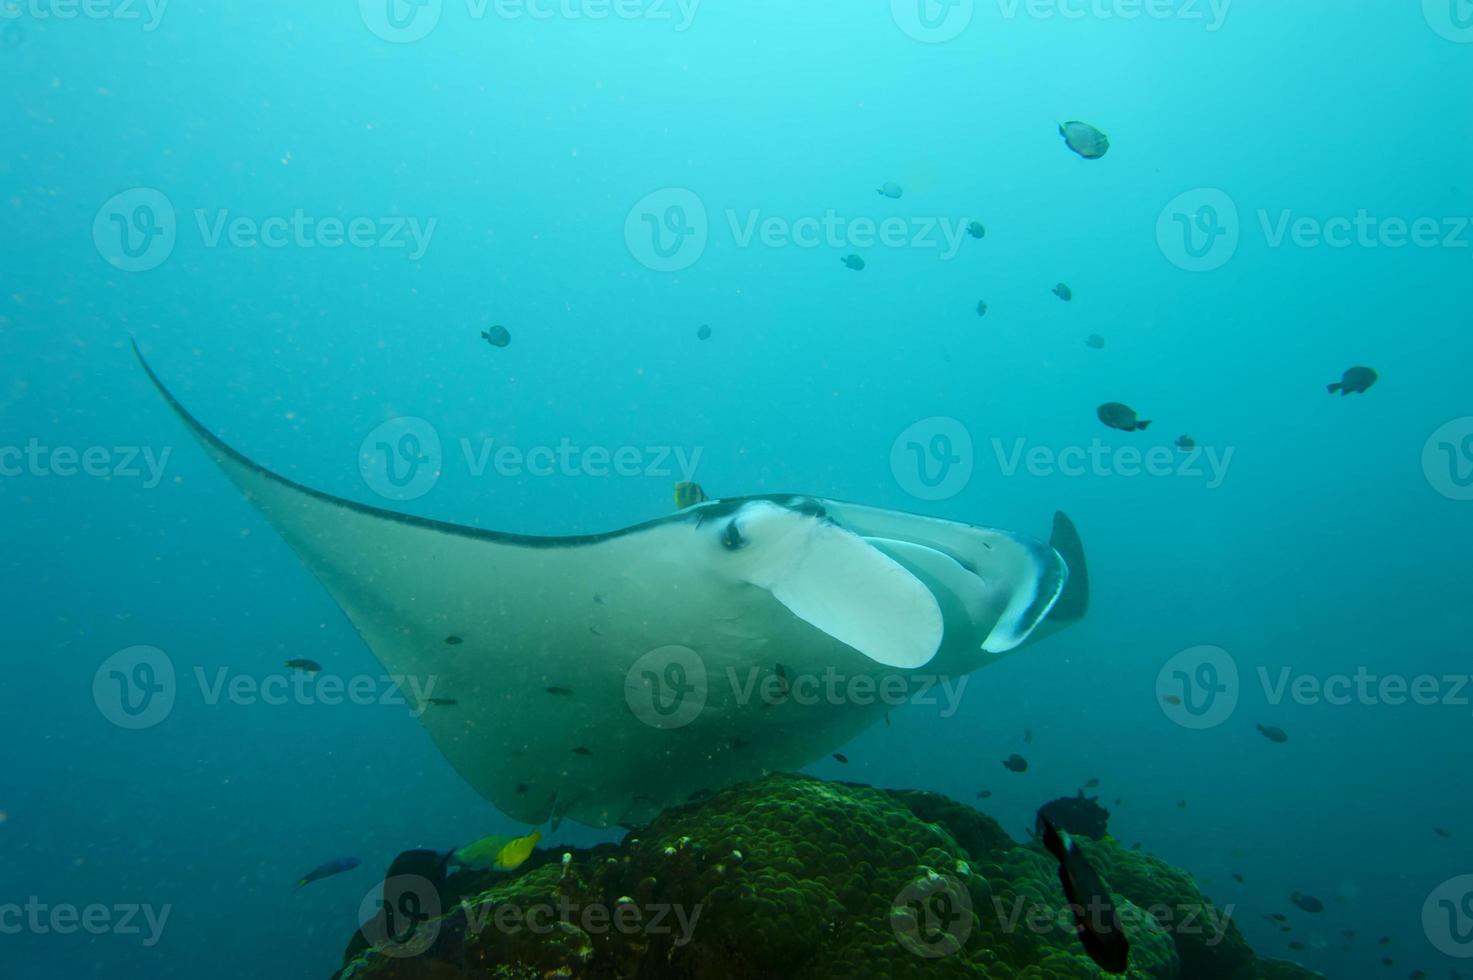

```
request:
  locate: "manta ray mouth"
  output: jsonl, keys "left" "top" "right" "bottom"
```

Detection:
{"left": 132, "top": 341, "right": 1085, "bottom": 828}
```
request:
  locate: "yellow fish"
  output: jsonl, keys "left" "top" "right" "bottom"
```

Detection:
{"left": 673, "top": 481, "right": 707, "bottom": 510}
{"left": 452, "top": 829, "right": 541, "bottom": 872}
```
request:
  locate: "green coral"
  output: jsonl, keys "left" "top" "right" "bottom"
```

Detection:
{"left": 333, "top": 775, "right": 1324, "bottom": 980}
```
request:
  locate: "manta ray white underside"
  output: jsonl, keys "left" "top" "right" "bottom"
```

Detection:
{"left": 135, "top": 343, "right": 1088, "bottom": 828}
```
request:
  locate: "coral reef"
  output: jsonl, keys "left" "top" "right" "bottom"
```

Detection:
{"left": 331, "top": 774, "right": 1322, "bottom": 979}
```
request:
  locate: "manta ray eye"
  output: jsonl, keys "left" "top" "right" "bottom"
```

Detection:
{"left": 721, "top": 519, "right": 745, "bottom": 551}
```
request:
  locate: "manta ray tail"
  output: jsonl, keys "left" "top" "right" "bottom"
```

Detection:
{"left": 1047, "top": 511, "right": 1089, "bottom": 623}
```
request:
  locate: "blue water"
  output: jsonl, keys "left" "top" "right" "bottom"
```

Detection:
{"left": 3, "top": 2, "right": 1471, "bottom": 977}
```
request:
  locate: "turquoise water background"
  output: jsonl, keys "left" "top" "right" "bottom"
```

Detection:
{"left": 3, "top": 1, "right": 1472, "bottom": 976}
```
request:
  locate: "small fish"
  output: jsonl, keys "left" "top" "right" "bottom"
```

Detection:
{"left": 976, "top": 789, "right": 992, "bottom": 799}
{"left": 515, "top": 782, "right": 531, "bottom": 794}
{"left": 976, "top": 300, "right": 988, "bottom": 317}
{"left": 1175, "top": 435, "right": 1195, "bottom": 452}
{"left": 1023, "top": 728, "right": 1033, "bottom": 744}
{"left": 1052, "top": 282, "right": 1073, "bottom": 301}
{"left": 696, "top": 324, "right": 712, "bottom": 341}
{"left": 1290, "top": 891, "right": 1325, "bottom": 913}
{"left": 425, "top": 697, "right": 458, "bottom": 707}
{"left": 1232, "top": 873, "right": 1244, "bottom": 883}
{"left": 1085, "top": 333, "right": 1105, "bottom": 349}
{"left": 453, "top": 829, "right": 542, "bottom": 872}
{"left": 966, "top": 220, "right": 986, "bottom": 239}
{"left": 1037, "top": 814, "right": 1130, "bottom": 973}
{"left": 1435, "top": 827, "right": 1452, "bottom": 839}
{"left": 1267, "top": 913, "right": 1288, "bottom": 923}
{"left": 295, "top": 856, "right": 360, "bottom": 889}
{"left": 832, "top": 753, "right": 848, "bottom": 764}
{"left": 1002, "top": 753, "right": 1029, "bottom": 773}
{"left": 1377, "top": 936, "right": 1391, "bottom": 945}
{"left": 443, "top": 635, "right": 464, "bottom": 646}
{"left": 284, "top": 658, "right": 322, "bottom": 673}
{"left": 1084, "top": 777, "right": 1099, "bottom": 789}
{"left": 1161, "top": 694, "right": 1183, "bottom": 705}
{"left": 1097, "top": 402, "right": 1151, "bottom": 432}
{"left": 1288, "top": 941, "right": 1306, "bottom": 951}
{"left": 1257, "top": 723, "right": 1288, "bottom": 743}
{"left": 876, "top": 181, "right": 903, "bottom": 199}
{"left": 545, "top": 686, "right": 574, "bottom": 697}
{"left": 480, "top": 325, "right": 512, "bottom": 348}
{"left": 673, "top": 481, "right": 708, "bottom": 509}
{"left": 572, "top": 746, "right": 592, "bottom": 756}
{"left": 841, "top": 254, "right": 865, "bottom": 271}
{"left": 1327, "top": 365, "right": 1377, "bottom": 395}
{"left": 1059, "top": 120, "right": 1109, "bottom": 159}
{"left": 1176, "top": 800, "right": 1187, "bottom": 809}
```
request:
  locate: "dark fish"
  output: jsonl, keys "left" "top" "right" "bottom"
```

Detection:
{"left": 1052, "top": 282, "right": 1073, "bottom": 301}
{"left": 425, "top": 697, "right": 457, "bottom": 707}
{"left": 1288, "top": 941, "right": 1306, "bottom": 950}
{"left": 967, "top": 221, "right": 986, "bottom": 239}
{"left": 841, "top": 254, "right": 865, "bottom": 271}
{"left": 1435, "top": 827, "right": 1452, "bottom": 839}
{"left": 1059, "top": 121, "right": 1109, "bottom": 159}
{"left": 572, "top": 746, "right": 592, "bottom": 756}
{"left": 515, "top": 782, "right": 531, "bottom": 794}
{"left": 295, "top": 856, "right": 360, "bottom": 889}
{"left": 1084, "top": 777, "right": 1099, "bottom": 788}
{"left": 546, "top": 686, "right": 574, "bottom": 697}
{"left": 673, "top": 481, "right": 707, "bottom": 509}
{"left": 284, "top": 658, "right": 322, "bottom": 673}
{"left": 481, "top": 325, "right": 511, "bottom": 348}
{"left": 1024, "top": 728, "right": 1033, "bottom": 744}
{"left": 1267, "top": 913, "right": 1288, "bottom": 923}
{"left": 1175, "top": 435, "right": 1195, "bottom": 452}
{"left": 1377, "top": 936, "right": 1391, "bottom": 945}
{"left": 832, "top": 753, "right": 848, "bottom": 764}
{"left": 1232, "top": 873, "right": 1244, "bottom": 883}
{"left": 1161, "top": 694, "right": 1182, "bottom": 705}
{"left": 1097, "top": 402, "right": 1151, "bottom": 432}
{"left": 1037, "top": 814, "right": 1130, "bottom": 973}
{"left": 1002, "top": 753, "right": 1029, "bottom": 773}
{"left": 1290, "top": 891, "right": 1325, "bottom": 913}
{"left": 976, "top": 300, "right": 988, "bottom": 317}
{"left": 696, "top": 323, "right": 712, "bottom": 340}
{"left": 1176, "top": 800, "right": 1187, "bottom": 809}
{"left": 1085, "top": 333, "right": 1105, "bottom": 349}
{"left": 1257, "top": 723, "right": 1289, "bottom": 743}
{"left": 1327, "top": 365, "right": 1376, "bottom": 395}
{"left": 976, "top": 789, "right": 993, "bottom": 799}
{"left": 443, "top": 635, "right": 463, "bottom": 646}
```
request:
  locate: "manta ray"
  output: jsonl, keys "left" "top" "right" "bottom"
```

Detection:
{"left": 135, "top": 343, "right": 1089, "bottom": 829}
